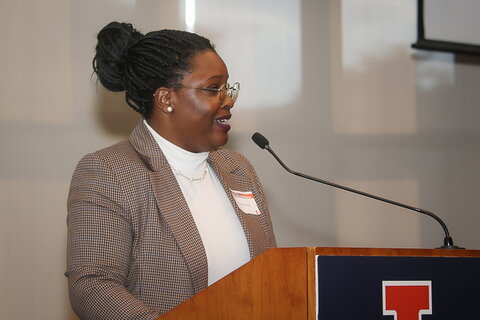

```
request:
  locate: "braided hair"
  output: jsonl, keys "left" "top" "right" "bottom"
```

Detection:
{"left": 93, "top": 22, "right": 215, "bottom": 118}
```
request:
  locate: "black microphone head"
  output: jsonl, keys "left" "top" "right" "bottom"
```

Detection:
{"left": 251, "top": 132, "right": 269, "bottom": 149}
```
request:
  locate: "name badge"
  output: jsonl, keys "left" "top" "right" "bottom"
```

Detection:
{"left": 230, "top": 189, "right": 261, "bottom": 215}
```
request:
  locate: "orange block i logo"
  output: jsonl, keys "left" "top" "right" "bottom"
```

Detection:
{"left": 382, "top": 281, "right": 432, "bottom": 320}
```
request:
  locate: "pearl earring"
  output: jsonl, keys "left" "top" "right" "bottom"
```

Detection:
{"left": 166, "top": 106, "right": 173, "bottom": 113}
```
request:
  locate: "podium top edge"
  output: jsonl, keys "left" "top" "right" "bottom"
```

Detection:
{"left": 270, "top": 247, "right": 480, "bottom": 258}
{"left": 309, "top": 247, "right": 480, "bottom": 257}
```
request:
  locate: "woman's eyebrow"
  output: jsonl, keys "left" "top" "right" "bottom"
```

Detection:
{"left": 207, "top": 74, "right": 229, "bottom": 80}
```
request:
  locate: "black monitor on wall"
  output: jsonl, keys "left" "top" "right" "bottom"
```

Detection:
{"left": 412, "top": 0, "right": 480, "bottom": 56}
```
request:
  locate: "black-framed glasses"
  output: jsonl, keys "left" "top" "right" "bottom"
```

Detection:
{"left": 173, "top": 82, "right": 240, "bottom": 103}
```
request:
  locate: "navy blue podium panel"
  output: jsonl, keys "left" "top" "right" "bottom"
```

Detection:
{"left": 316, "top": 255, "right": 480, "bottom": 320}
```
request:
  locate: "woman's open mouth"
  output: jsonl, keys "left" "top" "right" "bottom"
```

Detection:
{"left": 214, "top": 115, "right": 231, "bottom": 131}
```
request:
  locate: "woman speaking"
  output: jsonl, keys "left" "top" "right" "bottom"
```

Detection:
{"left": 66, "top": 22, "right": 276, "bottom": 319}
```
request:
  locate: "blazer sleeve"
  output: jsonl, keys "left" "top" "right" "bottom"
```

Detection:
{"left": 66, "top": 152, "right": 160, "bottom": 320}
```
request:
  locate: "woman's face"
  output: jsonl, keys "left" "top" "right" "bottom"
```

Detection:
{"left": 164, "top": 50, "right": 235, "bottom": 153}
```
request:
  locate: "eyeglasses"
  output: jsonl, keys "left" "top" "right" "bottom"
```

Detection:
{"left": 173, "top": 82, "right": 240, "bottom": 103}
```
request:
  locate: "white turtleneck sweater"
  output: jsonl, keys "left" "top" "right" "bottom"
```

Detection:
{"left": 144, "top": 120, "right": 251, "bottom": 285}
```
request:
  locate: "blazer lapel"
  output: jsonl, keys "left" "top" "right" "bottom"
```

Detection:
{"left": 129, "top": 121, "right": 208, "bottom": 293}
{"left": 208, "top": 150, "right": 265, "bottom": 259}
{"left": 149, "top": 169, "right": 208, "bottom": 293}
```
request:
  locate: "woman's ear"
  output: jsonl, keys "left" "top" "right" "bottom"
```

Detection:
{"left": 153, "top": 88, "right": 174, "bottom": 114}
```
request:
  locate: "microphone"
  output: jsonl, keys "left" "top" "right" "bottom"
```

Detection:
{"left": 251, "top": 132, "right": 463, "bottom": 249}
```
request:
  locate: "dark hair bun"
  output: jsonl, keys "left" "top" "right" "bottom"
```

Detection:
{"left": 93, "top": 22, "right": 143, "bottom": 92}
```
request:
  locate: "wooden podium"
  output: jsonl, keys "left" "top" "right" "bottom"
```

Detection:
{"left": 157, "top": 247, "right": 480, "bottom": 320}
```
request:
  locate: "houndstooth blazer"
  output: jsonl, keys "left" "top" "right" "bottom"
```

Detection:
{"left": 66, "top": 121, "right": 276, "bottom": 320}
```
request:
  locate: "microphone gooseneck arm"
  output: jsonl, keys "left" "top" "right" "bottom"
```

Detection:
{"left": 252, "top": 132, "right": 463, "bottom": 249}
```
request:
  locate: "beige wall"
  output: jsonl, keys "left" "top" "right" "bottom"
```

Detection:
{"left": 1, "top": 0, "right": 479, "bottom": 318}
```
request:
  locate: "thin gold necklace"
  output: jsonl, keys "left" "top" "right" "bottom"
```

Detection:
{"left": 172, "top": 164, "right": 208, "bottom": 182}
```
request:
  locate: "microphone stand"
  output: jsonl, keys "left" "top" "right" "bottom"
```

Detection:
{"left": 253, "top": 133, "right": 463, "bottom": 249}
